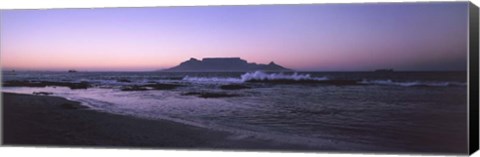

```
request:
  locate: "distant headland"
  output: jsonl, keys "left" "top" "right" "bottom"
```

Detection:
{"left": 162, "top": 57, "right": 291, "bottom": 72}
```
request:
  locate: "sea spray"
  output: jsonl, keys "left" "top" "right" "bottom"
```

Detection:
{"left": 240, "top": 71, "right": 328, "bottom": 82}
{"left": 182, "top": 71, "right": 329, "bottom": 83}
{"left": 182, "top": 76, "right": 243, "bottom": 83}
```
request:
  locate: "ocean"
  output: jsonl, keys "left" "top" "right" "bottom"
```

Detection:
{"left": 1, "top": 71, "right": 468, "bottom": 152}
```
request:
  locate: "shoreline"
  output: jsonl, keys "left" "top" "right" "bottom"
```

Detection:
{"left": 1, "top": 91, "right": 468, "bottom": 155}
{"left": 2, "top": 92, "right": 319, "bottom": 151}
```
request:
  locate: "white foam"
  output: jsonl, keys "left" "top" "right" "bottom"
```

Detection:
{"left": 182, "top": 76, "right": 243, "bottom": 83}
{"left": 182, "top": 71, "right": 328, "bottom": 84}
{"left": 240, "top": 71, "right": 328, "bottom": 82}
{"left": 360, "top": 79, "right": 466, "bottom": 87}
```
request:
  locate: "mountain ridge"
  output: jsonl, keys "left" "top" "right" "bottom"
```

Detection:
{"left": 162, "top": 57, "right": 292, "bottom": 72}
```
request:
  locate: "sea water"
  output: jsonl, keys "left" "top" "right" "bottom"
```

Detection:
{"left": 1, "top": 71, "right": 468, "bottom": 152}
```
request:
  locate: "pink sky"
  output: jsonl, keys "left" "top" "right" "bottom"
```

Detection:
{"left": 0, "top": 3, "right": 469, "bottom": 71}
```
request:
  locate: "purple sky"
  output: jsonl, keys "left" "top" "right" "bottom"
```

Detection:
{"left": 0, "top": 2, "right": 469, "bottom": 71}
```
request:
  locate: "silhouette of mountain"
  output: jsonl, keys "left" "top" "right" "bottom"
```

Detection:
{"left": 162, "top": 57, "right": 291, "bottom": 72}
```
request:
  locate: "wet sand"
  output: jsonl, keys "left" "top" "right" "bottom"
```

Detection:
{"left": 2, "top": 92, "right": 315, "bottom": 151}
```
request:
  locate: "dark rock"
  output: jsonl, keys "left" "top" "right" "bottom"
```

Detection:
{"left": 181, "top": 92, "right": 202, "bottom": 96}
{"left": 32, "top": 92, "right": 53, "bottom": 96}
{"left": 198, "top": 93, "right": 238, "bottom": 98}
{"left": 220, "top": 84, "right": 251, "bottom": 90}
{"left": 144, "top": 83, "right": 183, "bottom": 90}
{"left": 181, "top": 92, "right": 239, "bottom": 98}
{"left": 3, "top": 81, "right": 91, "bottom": 89}
{"left": 121, "top": 85, "right": 149, "bottom": 91}
{"left": 3, "top": 81, "right": 48, "bottom": 87}
{"left": 117, "top": 79, "right": 132, "bottom": 83}
{"left": 65, "top": 81, "right": 90, "bottom": 89}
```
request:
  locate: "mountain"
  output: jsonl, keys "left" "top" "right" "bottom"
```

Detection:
{"left": 162, "top": 57, "right": 292, "bottom": 72}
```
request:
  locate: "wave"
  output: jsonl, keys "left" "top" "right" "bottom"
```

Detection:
{"left": 182, "top": 71, "right": 466, "bottom": 87}
{"left": 240, "top": 71, "right": 328, "bottom": 82}
{"left": 182, "top": 76, "right": 243, "bottom": 83}
{"left": 359, "top": 79, "right": 466, "bottom": 87}
{"left": 182, "top": 71, "right": 329, "bottom": 84}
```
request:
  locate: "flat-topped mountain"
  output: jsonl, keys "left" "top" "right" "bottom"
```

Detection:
{"left": 163, "top": 57, "right": 291, "bottom": 72}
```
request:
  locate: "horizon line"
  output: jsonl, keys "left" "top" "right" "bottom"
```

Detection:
{"left": 0, "top": 69, "right": 468, "bottom": 73}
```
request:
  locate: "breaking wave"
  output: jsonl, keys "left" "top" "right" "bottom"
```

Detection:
{"left": 359, "top": 79, "right": 466, "bottom": 87}
{"left": 240, "top": 71, "right": 328, "bottom": 82}
{"left": 182, "top": 71, "right": 328, "bottom": 83}
{"left": 182, "top": 76, "right": 243, "bottom": 83}
{"left": 182, "top": 71, "right": 466, "bottom": 87}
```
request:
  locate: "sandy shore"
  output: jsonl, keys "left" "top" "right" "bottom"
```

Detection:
{"left": 2, "top": 92, "right": 316, "bottom": 151}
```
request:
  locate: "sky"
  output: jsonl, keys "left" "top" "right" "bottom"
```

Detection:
{"left": 0, "top": 2, "right": 469, "bottom": 71}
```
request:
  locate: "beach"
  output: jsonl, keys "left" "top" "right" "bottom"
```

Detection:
{"left": 2, "top": 92, "right": 315, "bottom": 151}
{"left": 1, "top": 71, "right": 469, "bottom": 154}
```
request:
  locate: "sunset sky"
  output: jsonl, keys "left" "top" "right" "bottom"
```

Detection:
{"left": 0, "top": 2, "right": 469, "bottom": 71}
